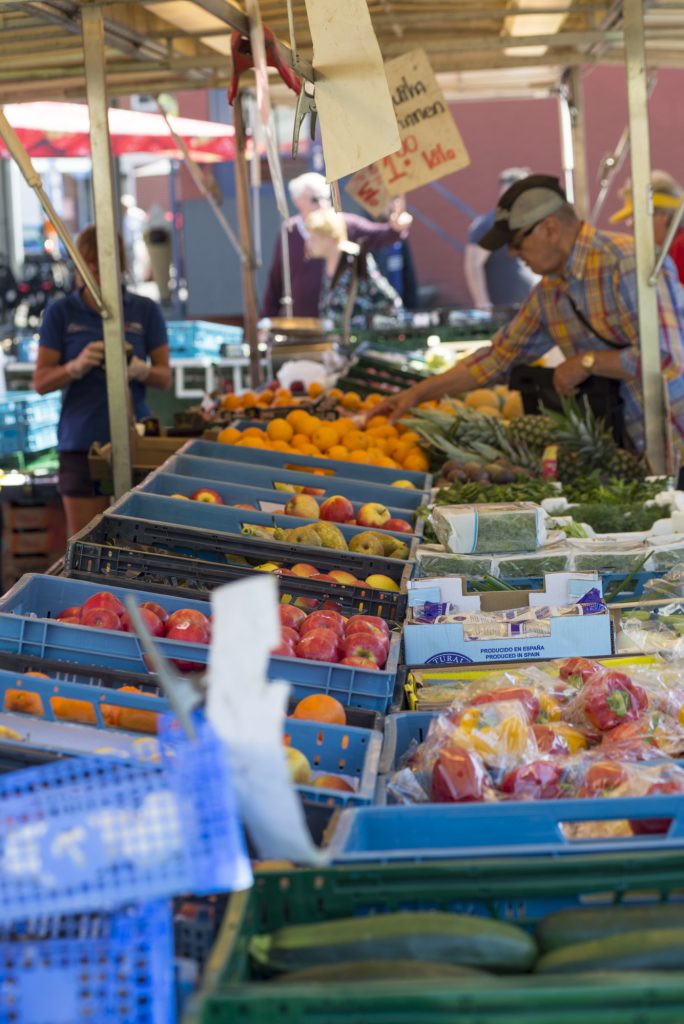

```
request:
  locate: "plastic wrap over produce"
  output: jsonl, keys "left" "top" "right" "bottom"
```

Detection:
{"left": 431, "top": 503, "right": 548, "bottom": 555}
{"left": 388, "top": 656, "right": 684, "bottom": 837}
{"left": 618, "top": 602, "right": 684, "bottom": 655}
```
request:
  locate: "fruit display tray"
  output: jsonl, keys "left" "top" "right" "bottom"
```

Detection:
{"left": 185, "top": 854, "right": 684, "bottom": 1024}
{"left": 328, "top": 794, "right": 684, "bottom": 862}
{"left": 178, "top": 437, "right": 432, "bottom": 490}
{"left": 0, "top": 575, "right": 402, "bottom": 711}
{"left": 285, "top": 718, "right": 382, "bottom": 807}
{"left": 165, "top": 451, "right": 430, "bottom": 509}
{"left": 65, "top": 515, "right": 409, "bottom": 623}
{"left": 378, "top": 709, "right": 435, "bottom": 773}
{"left": 138, "top": 470, "right": 425, "bottom": 540}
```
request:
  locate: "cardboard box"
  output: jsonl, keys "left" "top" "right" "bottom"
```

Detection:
{"left": 404, "top": 572, "right": 613, "bottom": 666}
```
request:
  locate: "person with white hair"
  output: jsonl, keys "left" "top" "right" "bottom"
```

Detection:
{"left": 610, "top": 170, "right": 684, "bottom": 284}
{"left": 464, "top": 167, "right": 539, "bottom": 311}
{"left": 261, "top": 171, "right": 412, "bottom": 318}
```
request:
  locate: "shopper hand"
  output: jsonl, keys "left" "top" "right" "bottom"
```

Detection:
{"left": 390, "top": 209, "right": 413, "bottom": 234}
{"left": 365, "top": 385, "right": 423, "bottom": 425}
{"left": 127, "top": 355, "right": 151, "bottom": 383}
{"left": 553, "top": 355, "right": 591, "bottom": 397}
{"left": 66, "top": 340, "right": 105, "bottom": 380}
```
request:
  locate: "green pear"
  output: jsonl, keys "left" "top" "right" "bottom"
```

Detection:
{"left": 287, "top": 525, "right": 323, "bottom": 547}
{"left": 311, "top": 522, "right": 348, "bottom": 550}
{"left": 385, "top": 538, "right": 410, "bottom": 560}
{"left": 348, "top": 531, "right": 385, "bottom": 556}
{"left": 242, "top": 524, "right": 276, "bottom": 540}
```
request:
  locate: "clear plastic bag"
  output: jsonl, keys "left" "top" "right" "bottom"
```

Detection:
{"left": 431, "top": 503, "right": 547, "bottom": 555}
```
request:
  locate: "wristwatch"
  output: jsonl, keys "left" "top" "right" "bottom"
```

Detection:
{"left": 580, "top": 352, "right": 596, "bottom": 372}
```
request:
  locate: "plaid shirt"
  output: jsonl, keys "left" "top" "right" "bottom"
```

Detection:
{"left": 466, "top": 222, "right": 684, "bottom": 461}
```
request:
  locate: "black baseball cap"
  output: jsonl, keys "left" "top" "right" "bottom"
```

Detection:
{"left": 479, "top": 174, "right": 567, "bottom": 251}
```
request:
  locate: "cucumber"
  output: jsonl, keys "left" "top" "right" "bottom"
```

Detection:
{"left": 536, "top": 904, "right": 684, "bottom": 952}
{"left": 249, "top": 911, "right": 538, "bottom": 975}
{"left": 273, "top": 960, "right": 490, "bottom": 983}
{"left": 536, "top": 928, "right": 684, "bottom": 973}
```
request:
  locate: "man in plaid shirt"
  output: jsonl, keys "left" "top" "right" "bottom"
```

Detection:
{"left": 374, "top": 174, "right": 684, "bottom": 464}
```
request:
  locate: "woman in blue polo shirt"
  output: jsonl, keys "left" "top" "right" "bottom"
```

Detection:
{"left": 33, "top": 224, "right": 171, "bottom": 538}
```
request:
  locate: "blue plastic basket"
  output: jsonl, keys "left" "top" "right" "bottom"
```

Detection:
{"left": 166, "top": 453, "right": 430, "bottom": 510}
{"left": 166, "top": 320, "right": 243, "bottom": 358}
{"left": 286, "top": 718, "right": 382, "bottom": 807}
{"left": 0, "top": 714, "right": 251, "bottom": 922}
{"left": 500, "top": 572, "right": 660, "bottom": 602}
{"left": 178, "top": 438, "right": 432, "bottom": 490}
{"left": 138, "top": 471, "right": 423, "bottom": 539}
{"left": 378, "top": 710, "right": 436, "bottom": 773}
{"left": 0, "top": 574, "right": 402, "bottom": 712}
{"left": 329, "top": 794, "right": 684, "bottom": 862}
{"left": 0, "top": 901, "right": 174, "bottom": 1024}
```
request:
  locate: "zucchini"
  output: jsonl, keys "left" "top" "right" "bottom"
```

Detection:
{"left": 273, "top": 960, "right": 490, "bottom": 983}
{"left": 537, "top": 904, "right": 684, "bottom": 952}
{"left": 536, "top": 928, "right": 684, "bottom": 973}
{"left": 249, "top": 911, "right": 537, "bottom": 975}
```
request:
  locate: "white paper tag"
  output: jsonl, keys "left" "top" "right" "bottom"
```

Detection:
{"left": 259, "top": 500, "right": 286, "bottom": 514}
{"left": 206, "top": 576, "right": 328, "bottom": 865}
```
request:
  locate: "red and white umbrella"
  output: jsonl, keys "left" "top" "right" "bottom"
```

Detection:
{"left": 0, "top": 101, "right": 235, "bottom": 162}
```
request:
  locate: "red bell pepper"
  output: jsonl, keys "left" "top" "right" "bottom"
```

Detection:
{"left": 559, "top": 657, "right": 602, "bottom": 684}
{"left": 577, "top": 760, "right": 628, "bottom": 797}
{"left": 500, "top": 760, "right": 565, "bottom": 800}
{"left": 431, "top": 747, "right": 488, "bottom": 803}
{"left": 470, "top": 687, "right": 540, "bottom": 723}
{"left": 581, "top": 670, "right": 648, "bottom": 731}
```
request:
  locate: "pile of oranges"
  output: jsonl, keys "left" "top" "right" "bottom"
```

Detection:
{"left": 219, "top": 382, "right": 376, "bottom": 413}
{"left": 216, "top": 402, "right": 429, "bottom": 472}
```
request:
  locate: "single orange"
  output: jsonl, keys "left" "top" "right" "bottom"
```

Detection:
{"left": 242, "top": 426, "right": 266, "bottom": 439}
{"left": 292, "top": 694, "right": 346, "bottom": 726}
{"left": 51, "top": 697, "right": 97, "bottom": 726}
{"left": 239, "top": 390, "right": 258, "bottom": 407}
{"left": 275, "top": 387, "right": 293, "bottom": 401}
{"left": 217, "top": 426, "right": 241, "bottom": 445}
{"left": 367, "top": 414, "right": 388, "bottom": 429}
{"left": 341, "top": 391, "right": 362, "bottom": 412}
{"left": 4, "top": 689, "right": 44, "bottom": 716}
{"left": 308, "top": 381, "right": 324, "bottom": 398}
{"left": 287, "top": 409, "right": 310, "bottom": 431}
{"left": 291, "top": 432, "right": 311, "bottom": 449}
{"left": 403, "top": 451, "right": 430, "bottom": 472}
{"left": 300, "top": 415, "right": 321, "bottom": 438}
{"left": 348, "top": 450, "right": 371, "bottom": 464}
{"left": 267, "top": 419, "right": 294, "bottom": 443}
{"left": 220, "top": 393, "right": 241, "bottom": 411}
{"left": 341, "top": 429, "right": 369, "bottom": 452}
{"left": 312, "top": 425, "right": 338, "bottom": 452}
{"left": 400, "top": 430, "right": 421, "bottom": 445}
{"left": 238, "top": 435, "right": 267, "bottom": 448}
{"left": 258, "top": 389, "right": 275, "bottom": 405}
{"left": 327, "top": 444, "right": 349, "bottom": 461}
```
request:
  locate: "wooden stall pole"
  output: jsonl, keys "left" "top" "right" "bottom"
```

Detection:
{"left": 233, "top": 93, "right": 262, "bottom": 389}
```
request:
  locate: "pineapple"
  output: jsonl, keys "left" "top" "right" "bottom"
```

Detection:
{"left": 507, "top": 414, "right": 554, "bottom": 453}
{"left": 544, "top": 397, "right": 646, "bottom": 483}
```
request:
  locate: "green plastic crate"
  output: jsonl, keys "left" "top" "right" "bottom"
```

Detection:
{"left": 184, "top": 854, "right": 684, "bottom": 1023}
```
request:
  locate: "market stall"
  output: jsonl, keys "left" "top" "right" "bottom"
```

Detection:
{"left": 0, "top": 1, "right": 683, "bottom": 1021}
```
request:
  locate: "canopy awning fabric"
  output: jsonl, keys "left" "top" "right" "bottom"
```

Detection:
{"left": 0, "top": 102, "right": 235, "bottom": 162}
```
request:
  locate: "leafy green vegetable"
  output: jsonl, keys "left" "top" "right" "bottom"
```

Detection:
{"left": 568, "top": 502, "right": 664, "bottom": 534}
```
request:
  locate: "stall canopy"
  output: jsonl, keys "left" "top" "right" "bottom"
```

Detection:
{"left": 0, "top": 101, "right": 235, "bottom": 162}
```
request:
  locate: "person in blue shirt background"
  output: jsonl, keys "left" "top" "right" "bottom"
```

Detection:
{"left": 34, "top": 224, "right": 171, "bottom": 538}
{"left": 464, "top": 167, "right": 539, "bottom": 311}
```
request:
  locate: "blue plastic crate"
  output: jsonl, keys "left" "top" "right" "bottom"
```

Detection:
{"left": 502, "top": 571, "right": 660, "bottom": 602}
{"left": 139, "top": 471, "right": 424, "bottom": 540}
{"left": 0, "top": 901, "right": 174, "bottom": 1024}
{"left": 25, "top": 422, "right": 58, "bottom": 452}
{"left": 378, "top": 710, "right": 435, "bottom": 773}
{"left": 0, "top": 574, "right": 402, "bottom": 712}
{"left": 166, "top": 320, "right": 243, "bottom": 358}
{"left": 179, "top": 438, "right": 432, "bottom": 490}
{"left": 0, "top": 714, "right": 251, "bottom": 922}
{"left": 107, "top": 491, "right": 419, "bottom": 561}
{"left": 329, "top": 795, "right": 684, "bottom": 862}
{"left": 161, "top": 453, "right": 430, "bottom": 510}
{"left": 0, "top": 424, "right": 23, "bottom": 458}
{"left": 286, "top": 718, "right": 382, "bottom": 806}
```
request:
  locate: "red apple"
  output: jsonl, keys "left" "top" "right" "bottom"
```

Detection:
{"left": 340, "top": 656, "right": 379, "bottom": 669}
{"left": 166, "top": 608, "right": 211, "bottom": 634}
{"left": 191, "top": 488, "right": 224, "bottom": 504}
{"left": 59, "top": 616, "right": 82, "bottom": 625}
{"left": 121, "top": 607, "right": 165, "bottom": 637}
{"left": 281, "top": 626, "right": 300, "bottom": 646}
{"left": 57, "top": 605, "right": 81, "bottom": 620}
{"left": 344, "top": 614, "right": 390, "bottom": 638}
{"left": 340, "top": 633, "right": 387, "bottom": 667}
{"left": 319, "top": 495, "right": 354, "bottom": 523}
{"left": 384, "top": 518, "right": 413, "bottom": 533}
{"left": 81, "top": 607, "right": 122, "bottom": 631}
{"left": 284, "top": 494, "right": 320, "bottom": 519}
{"left": 300, "top": 610, "right": 346, "bottom": 637}
{"left": 140, "top": 601, "right": 169, "bottom": 625}
{"left": 290, "top": 563, "right": 319, "bottom": 579}
{"left": 295, "top": 628, "right": 340, "bottom": 663}
{"left": 356, "top": 502, "right": 391, "bottom": 528}
{"left": 166, "top": 620, "right": 210, "bottom": 645}
{"left": 279, "top": 604, "right": 307, "bottom": 631}
{"left": 271, "top": 641, "right": 296, "bottom": 658}
{"left": 80, "top": 591, "right": 125, "bottom": 621}
{"left": 345, "top": 620, "right": 388, "bottom": 643}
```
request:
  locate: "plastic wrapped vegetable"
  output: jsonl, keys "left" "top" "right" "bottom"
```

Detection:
{"left": 430, "top": 746, "right": 492, "bottom": 803}
{"left": 431, "top": 503, "right": 547, "bottom": 555}
{"left": 565, "top": 669, "right": 648, "bottom": 732}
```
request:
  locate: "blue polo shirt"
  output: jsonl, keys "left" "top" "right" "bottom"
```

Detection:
{"left": 39, "top": 289, "right": 168, "bottom": 451}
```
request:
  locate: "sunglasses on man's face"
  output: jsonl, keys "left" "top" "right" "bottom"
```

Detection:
{"left": 510, "top": 219, "right": 542, "bottom": 251}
